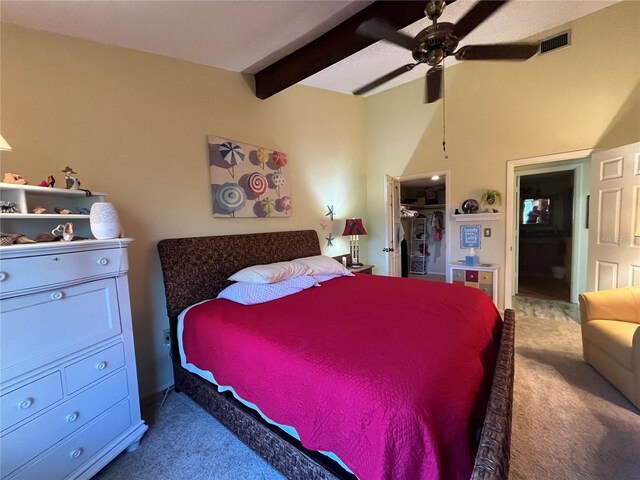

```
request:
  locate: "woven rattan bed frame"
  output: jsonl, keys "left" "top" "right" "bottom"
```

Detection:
{"left": 157, "top": 230, "right": 515, "bottom": 480}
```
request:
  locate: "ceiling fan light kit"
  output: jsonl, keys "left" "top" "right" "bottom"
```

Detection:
{"left": 353, "top": 0, "right": 539, "bottom": 103}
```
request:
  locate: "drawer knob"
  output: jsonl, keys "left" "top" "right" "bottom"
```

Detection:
{"left": 66, "top": 412, "right": 79, "bottom": 423}
{"left": 69, "top": 448, "right": 83, "bottom": 459}
{"left": 97, "top": 258, "right": 109, "bottom": 266}
{"left": 96, "top": 361, "right": 107, "bottom": 371}
{"left": 18, "top": 398, "right": 33, "bottom": 410}
{"left": 50, "top": 291, "right": 64, "bottom": 301}
{"left": 0, "top": 272, "right": 6, "bottom": 281}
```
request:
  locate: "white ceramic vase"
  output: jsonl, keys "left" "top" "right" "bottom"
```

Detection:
{"left": 90, "top": 202, "right": 121, "bottom": 239}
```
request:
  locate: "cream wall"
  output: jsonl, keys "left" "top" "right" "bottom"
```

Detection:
{"left": 0, "top": 24, "right": 367, "bottom": 397}
{"left": 364, "top": 1, "right": 640, "bottom": 307}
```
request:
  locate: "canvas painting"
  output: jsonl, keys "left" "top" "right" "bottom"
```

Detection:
{"left": 208, "top": 136, "right": 292, "bottom": 218}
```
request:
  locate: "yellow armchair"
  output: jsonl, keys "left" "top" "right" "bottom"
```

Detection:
{"left": 580, "top": 287, "right": 640, "bottom": 409}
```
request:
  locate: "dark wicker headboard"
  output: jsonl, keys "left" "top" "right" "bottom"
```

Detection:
{"left": 157, "top": 230, "right": 321, "bottom": 357}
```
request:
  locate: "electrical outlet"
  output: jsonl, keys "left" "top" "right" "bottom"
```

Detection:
{"left": 162, "top": 328, "right": 171, "bottom": 347}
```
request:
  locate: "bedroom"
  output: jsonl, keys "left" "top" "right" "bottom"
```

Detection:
{"left": 0, "top": 1, "right": 638, "bottom": 479}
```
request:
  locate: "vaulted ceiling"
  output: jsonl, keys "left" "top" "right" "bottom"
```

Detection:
{"left": 1, "top": 0, "right": 619, "bottom": 99}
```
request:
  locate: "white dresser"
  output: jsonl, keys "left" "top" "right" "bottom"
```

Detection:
{"left": 0, "top": 239, "right": 147, "bottom": 480}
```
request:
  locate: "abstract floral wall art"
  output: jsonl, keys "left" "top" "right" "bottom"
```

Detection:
{"left": 208, "top": 136, "right": 292, "bottom": 218}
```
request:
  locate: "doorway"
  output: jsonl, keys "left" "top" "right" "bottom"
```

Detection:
{"left": 516, "top": 169, "right": 575, "bottom": 301}
{"left": 505, "top": 151, "right": 591, "bottom": 309}
{"left": 400, "top": 176, "right": 447, "bottom": 282}
{"left": 385, "top": 171, "right": 451, "bottom": 281}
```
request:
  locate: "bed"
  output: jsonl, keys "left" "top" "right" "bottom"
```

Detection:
{"left": 157, "top": 230, "right": 515, "bottom": 480}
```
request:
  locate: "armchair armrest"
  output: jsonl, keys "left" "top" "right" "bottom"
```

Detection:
{"left": 579, "top": 287, "right": 640, "bottom": 325}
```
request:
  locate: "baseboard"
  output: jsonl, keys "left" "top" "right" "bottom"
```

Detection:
{"left": 141, "top": 385, "right": 175, "bottom": 409}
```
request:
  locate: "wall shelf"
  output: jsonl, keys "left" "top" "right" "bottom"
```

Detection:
{"left": 451, "top": 213, "right": 501, "bottom": 222}
{"left": 0, "top": 213, "right": 90, "bottom": 220}
{"left": 0, "top": 184, "right": 106, "bottom": 239}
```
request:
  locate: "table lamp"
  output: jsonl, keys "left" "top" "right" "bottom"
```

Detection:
{"left": 0, "top": 134, "right": 12, "bottom": 151}
{"left": 342, "top": 218, "right": 367, "bottom": 267}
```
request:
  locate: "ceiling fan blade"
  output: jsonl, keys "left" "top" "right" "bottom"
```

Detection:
{"left": 425, "top": 66, "right": 443, "bottom": 104}
{"left": 356, "top": 18, "right": 420, "bottom": 51}
{"left": 354, "top": 63, "right": 419, "bottom": 96}
{"left": 451, "top": 0, "right": 509, "bottom": 41}
{"left": 455, "top": 43, "right": 539, "bottom": 61}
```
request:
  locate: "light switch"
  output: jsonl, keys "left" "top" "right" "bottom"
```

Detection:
{"left": 484, "top": 228, "right": 492, "bottom": 237}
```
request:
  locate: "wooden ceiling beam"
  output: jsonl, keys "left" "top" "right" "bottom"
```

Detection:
{"left": 254, "top": 1, "right": 426, "bottom": 100}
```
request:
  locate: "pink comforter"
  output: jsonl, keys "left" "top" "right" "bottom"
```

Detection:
{"left": 182, "top": 274, "right": 502, "bottom": 479}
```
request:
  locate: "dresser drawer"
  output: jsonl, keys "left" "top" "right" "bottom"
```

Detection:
{"left": 479, "top": 285, "right": 493, "bottom": 298}
{"left": 478, "top": 271, "right": 493, "bottom": 283}
{"left": 1, "top": 372, "right": 63, "bottom": 432}
{"left": 11, "top": 399, "right": 132, "bottom": 480}
{"left": 465, "top": 270, "right": 479, "bottom": 282}
{"left": 1, "top": 279, "right": 121, "bottom": 374}
{"left": 0, "top": 248, "right": 123, "bottom": 296}
{"left": 1, "top": 370, "right": 128, "bottom": 477}
{"left": 65, "top": 343, "right": 125, "bottom": 394}
{"left": 452, "top": 269, "right": 465, "bottom": 282}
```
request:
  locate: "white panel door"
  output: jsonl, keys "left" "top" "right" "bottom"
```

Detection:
{"left": 587, "top": 142, "right": 640, "bottom": 290}
{"left": 384, "top": 174, "right": 401, "bottom": 276}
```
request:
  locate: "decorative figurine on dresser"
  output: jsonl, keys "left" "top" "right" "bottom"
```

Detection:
{"left": 0, "top": 237, "right": 147, "bottom": 477}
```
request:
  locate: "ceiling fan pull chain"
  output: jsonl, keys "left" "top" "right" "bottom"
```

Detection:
{"left": 442, "top": 61, "right": 448, "bottom": 159}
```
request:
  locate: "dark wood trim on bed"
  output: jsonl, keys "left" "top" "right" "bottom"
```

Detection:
{"left": 472, "top": 308, "right": 515, "bottom": 480}
{"left": 157, "top": 230, "right": 515, "bottom": 480}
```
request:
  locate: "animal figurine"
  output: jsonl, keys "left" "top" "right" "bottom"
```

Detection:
{"left": 2, "top": 173, "right": 27, "bottom": 185}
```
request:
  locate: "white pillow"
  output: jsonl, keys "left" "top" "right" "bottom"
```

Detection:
{"left": 217, "top": 275, "right": 318, "bottom": 305}
{"left": 311, "top": 273, "right": 343, "bottom": 283}
{"left": 292, "top": 255, "right": 353, "bottom": 277}
{"left": 228, "top": 261, "right": 310, "bottom": 284}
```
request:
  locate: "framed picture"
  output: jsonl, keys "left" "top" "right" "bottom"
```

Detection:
{"left": 208, "top": 136, "right": 292, "bottom": 218}
{"left": 460, "top": 224, "right": 481, "bottom": 249}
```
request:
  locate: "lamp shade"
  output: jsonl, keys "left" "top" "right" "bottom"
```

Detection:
{"left": 0, "top": 134, "right": 12, "bottom": 152}
{"left": 342, "top": 218, "right": 367, "bottom": 236}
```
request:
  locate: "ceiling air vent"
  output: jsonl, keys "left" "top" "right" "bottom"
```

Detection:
{"left": 539, "top": 30, "right": 571, "bottom": 55}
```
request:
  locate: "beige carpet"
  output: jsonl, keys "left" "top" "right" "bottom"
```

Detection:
{"left": 511, "top": 308, "right": 640, "bottom": 479}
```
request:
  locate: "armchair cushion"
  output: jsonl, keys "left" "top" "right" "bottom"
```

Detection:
{"left": 580, "top": 287, "right": 640, "bottom": 325}
{"left": 580, "top": 286, "right": 640, "bottom": 409}
{"left": 582, "top": 320, "right": 637, "bottom": 369}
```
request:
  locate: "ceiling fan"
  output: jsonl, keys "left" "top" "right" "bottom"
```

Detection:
{"left": 354, "top": 0, "right": 539, "bottom": 102}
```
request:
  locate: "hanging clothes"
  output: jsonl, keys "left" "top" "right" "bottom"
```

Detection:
{"left": 430, "top": 211, "right": 444, "bottom": 241}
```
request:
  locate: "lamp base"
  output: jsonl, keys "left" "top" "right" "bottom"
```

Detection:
{"left": 351, "top": 261, "right": 363, "bottom": 268}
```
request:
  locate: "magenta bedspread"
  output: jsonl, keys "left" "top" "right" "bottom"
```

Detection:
{"left": 182, "top": 274, "right": 502, "bottom": 479}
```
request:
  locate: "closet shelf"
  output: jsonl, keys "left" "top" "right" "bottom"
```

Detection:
{"left": 401, "top": 203, "right": 445, "bottom": 209}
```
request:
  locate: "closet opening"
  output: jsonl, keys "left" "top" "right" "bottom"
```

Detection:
{"left": 399, "top": 175, "right": 447, "bottom": 283}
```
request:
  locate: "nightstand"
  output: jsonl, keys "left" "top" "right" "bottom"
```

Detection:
{"left": 349, "top": 264, "right": 374, "bottom": 274}
{"left": 332, "top": 254, "right": 373, "bottom": 274}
